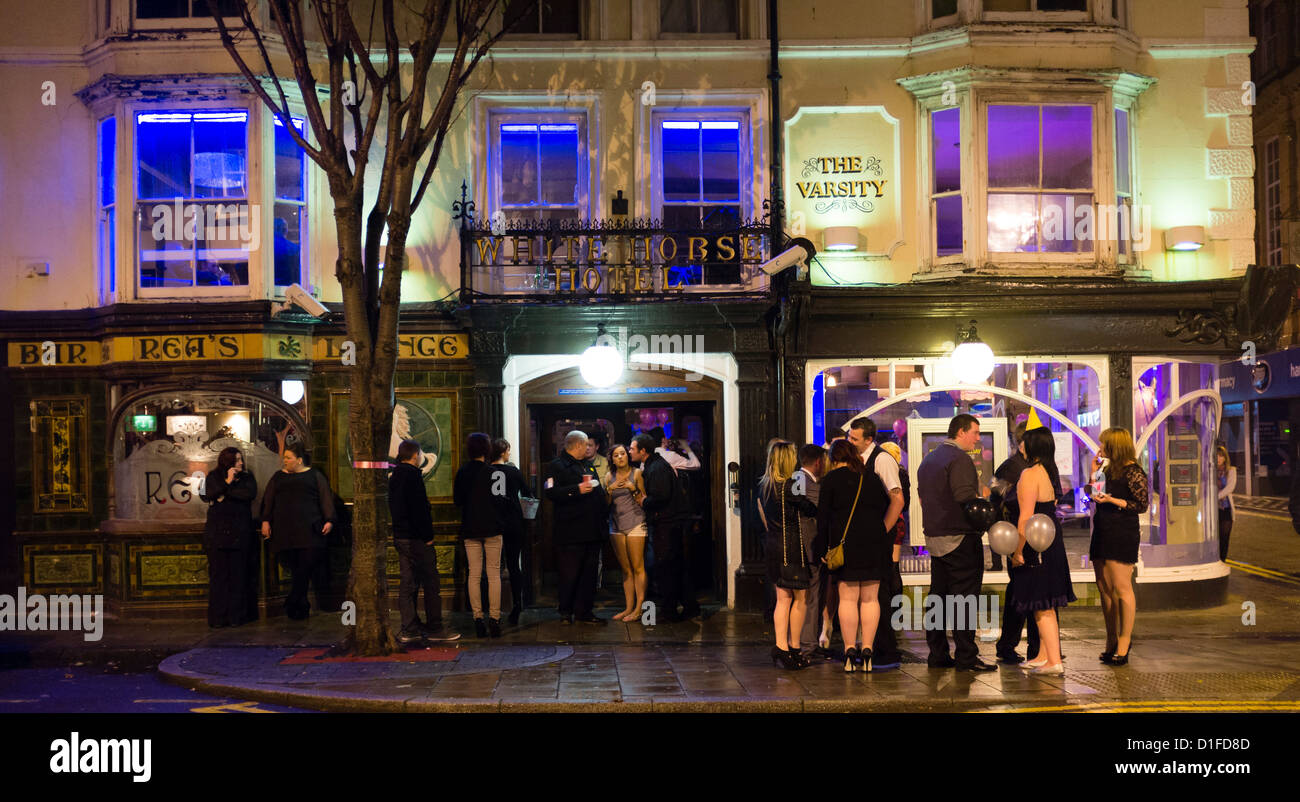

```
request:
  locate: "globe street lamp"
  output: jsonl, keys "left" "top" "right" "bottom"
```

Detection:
{"left": 951, "top": 320, "right": 994, "bottom": 385}
{"left": 580, "top": 324, "right": 623, "bottom": 388}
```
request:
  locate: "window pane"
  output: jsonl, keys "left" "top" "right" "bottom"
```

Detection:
{"left": 935, "top": 195, "right": 963, "bottom": 256}
{"left": 699, "top": 0, "right": 737, "bottom": 33}
{"left": 274, "top": 204, "right": 303, "bottom": 287}
{"left": 662, "top": 122, "right": 700, "bottom": 202}
{"left": 195, "top": 203, "right": 250, "bottom": 286}
{"left": 99, "top": 117, "right": 116, "bottom": 207}
{"left": 138, "top": 204, "right": 194, "bottom": 287}
{"left": 932, "top": 0, "right": 957, "bottom": 18}
{"left": 987, "top": 105, "right": 1039, "bottom": 188}
{"left": 538, "top": 124, "right": 579, "bottom": 205}
{"left": 274, "top": 118, "right": 305, "bottom": 201}
{"left": 661, "top": 0, "right": 693, "bottom": 33}
{"left": 543, "top": 0, "right": 580, "bottom": 34}
{"left": 1041, "top": 105, "right": 1092, "bottom": 189}
{"left": 701, "top": 122, "right": 739, "bottom": 201}
{"left": 985, "top": 0, "right": 1031, "bottom": 10}
{"left": 137, "top": 114, "right": 192, "bottom": 199}
{"left": 500, "top": 124, "right": 538, "bottom": 206}
{"left": 137, "top": 0, "right": 188, "bottom": 17}
{"left": 106, "top": 208, "right": 116, "bottom": 293}
{"left": 1115, "top": 108, "right": 1131, "bottom": 195}
{"left": 191, "top": 113, "right": 247, "bottom": 198}
{"left": 987, "top": 192, "right": 1038, "bottom": 252}
{"left": 932, "top": 108, "right": 960, "bottom": 194}
{"left": 1038, "top": 0, "right": 1087, "bottom": 10}
{"left": 503, "top": 0, "right": 540, "bottom": 33}
{"left": 1040, "top": 193, "right": 1094, "bottom": 253}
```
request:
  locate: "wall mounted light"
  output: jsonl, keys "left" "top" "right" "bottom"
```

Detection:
{"left": 580, "top": 323, "right": 623, "bottom": 388}
{"left": 823, "top": 226, "right": 860, "bottom": 252}
{"left": 1163, "top": 225, "right": 1205, "bottom": 251}
{"left": 951, "top": 319, "right": 995, "bottom": 385}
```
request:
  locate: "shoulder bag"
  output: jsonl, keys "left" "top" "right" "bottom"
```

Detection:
{"left": 777, "top": 480, "right": 811, "bottom": 590}
{"left": 824, "top": 474, "right": 863, "bottom": 572}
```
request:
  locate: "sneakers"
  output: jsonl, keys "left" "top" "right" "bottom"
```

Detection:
{"left": 420, "top": 624, "right": 461, "bottom": 642}
{"left": 396, "top": 629, "right": 425, "bottom": 644}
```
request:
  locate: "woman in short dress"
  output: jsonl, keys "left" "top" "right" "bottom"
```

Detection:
{"left": 605, "top": 444, "right": 648, "bottom": 622}
{"left": 1009, "top": 427, "right": 1077, "bottom": 675}
{"left": 1089, "top": 427, "right": 1149, "bottom": 666}
{"left": 759, "top": 440, "right": 818, "bottom": 669}
{"left": 817, "top": 439, "right": 893, "bottom": 672}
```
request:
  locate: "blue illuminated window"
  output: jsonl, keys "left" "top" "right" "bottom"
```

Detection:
{"left": 492, "top": 113, "right": 586, "bottom": 221}
{"left": 274, "top": 117, "right": 307, "bottom": 288}
{"left": 98, "top": 117, "right": 116, "bottom": 296}
{"left": 135, "top": 110, "right": 250, "bottom": 290}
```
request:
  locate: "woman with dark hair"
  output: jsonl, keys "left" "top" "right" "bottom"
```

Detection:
{"left": 1215, "top": 445, "right": 1236, "bottom": 562}
{"left": 260, "top": 445, "right": 336, "bottom": 620}
{"left": 1009, "top": 427, "right": 1076, "bottom": 675}
{"left": 758, "top": 440, "right": 818, "bottom": 669}
{"left": 200, "top": 447, "right": 257, "bottom": 628}
{"left": 1090, "top": 426, "right": 1149, "bottom": 666}
{"left": 818, "top": 439, "right": 894, "bottom": 671}
{"left": 454, "top": 432, "right": 502, "bottom": 637}
{"left": 605, "top": 443, "right": 648, "bottom": 622}
{"left": 489, "top": 438, "right": 536, "bottom": 626}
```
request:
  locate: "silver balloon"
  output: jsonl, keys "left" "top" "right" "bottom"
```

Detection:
{"left": 1024, "top": 513, "right": 1056, "bottom": 552}
{"left": 987, "top": 520, "right": 1019, "bottom": 557}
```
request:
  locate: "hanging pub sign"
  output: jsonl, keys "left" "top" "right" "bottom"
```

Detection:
{"left": 457, "top": 206, "right": 772, "bottom": 298}
{"left": 784, "top": 106, "right": 903, "bottom": 261}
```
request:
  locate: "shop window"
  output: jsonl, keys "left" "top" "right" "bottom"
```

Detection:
{"left": 273, "top": 117, "right": 308, "bottom": 288}
{"left": 111, "top": 390, "right": 306, "bottom": 524}
{"left": 931, "top": 107, "right": 962, "bottom": 258}
{"left": 986, "top": 104, "right": 1094, "bottom": 254}
{"left": 504, "top": 0, "right": 580, "bottom": 35}
{"left": 491, "top": 113, "right": 586, "bottom": 222}
{"left": 98, "top": 116, "right": 117, "bottom": 298}
{"left": 32, "top": 398, "right": 92, "bottom": 514}
{"left": 654, "top": 114, "right": 747, "bottom": 285}
{"left": 135, "top": 110, "right": 251, "bottom": 291}
{"left": 660, "top": 0, "right": 738, "bottom": 35}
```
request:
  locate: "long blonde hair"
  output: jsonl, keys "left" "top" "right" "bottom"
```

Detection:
{"left": 760, "top": 440, "right": 798, "bottom": 500}
{"left": 1100, "top": 427, "right": 1137, "bottom": 480}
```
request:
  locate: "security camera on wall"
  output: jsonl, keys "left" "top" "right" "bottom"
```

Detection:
{"left": 760, "top": 237, "right": 817, "bottom": 278}
{"left": 272, "top": 283, "right": 330, "bottom": 318}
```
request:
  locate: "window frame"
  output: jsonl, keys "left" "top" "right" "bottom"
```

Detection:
{"left": 1263, "top": 136, "right": 1282, "bottom": 266}
{"left": 500, "top": 0, "right": 583, "bottom": 39}
{"left": 131, "top": 0, "right": 244, "bottom": 30}
{"left": 657, "top": 0, "right": 741, "bottom": 39}
{"left": 929, "top": 106, "right": 964, "bottom": 264}
{"left": 982, "top": 0, "right": 1091, "bottom": 23}
{"left": 98, "top": 115, "right": 118, "bottom": 303}
{"left": 487, "top": 109, "right": 590, "bottom": 222}
{"left": 270, "top": 114, "right": 310, "bottom": 292}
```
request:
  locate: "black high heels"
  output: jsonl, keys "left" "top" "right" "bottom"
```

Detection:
{"left": 844, "top": 647, "right": 860, "bottom": 673}
{"left": 1110, "top": 646, "right": 1131, "bottom": 666}
{"left": 771, "top": 646, "right": 802, "bottom": 670}
{"left": 1100, "top": 649, "right": 1115, "bottom": 664}
{"left": 860, "top": 648, "right": 873, "bottom": 673}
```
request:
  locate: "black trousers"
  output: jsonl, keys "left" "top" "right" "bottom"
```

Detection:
{"left": 394, "top": 538, "right": 442, "bottom": 632}
{"left": 650, "top": 520, "right": 694, "bottom": 615}
{"left": 1219, "top": 508, "right": 1233, "bottom": 562}
{"left": 872, "top": 561, "right": 904, "bottom": 662}
{"left": 206, "top": 547, "right": 248, "bottom": 627}
{"left": 997, "top": 569, "right": 1041, "bottom": 659}
{"left": 503, "top": 530, "right": 527, "bottom": 612}
{"left": 278, "top": 547, "right": 322, "bottom": 619}
{"left": 925, "top": 535, "right": 983, "bottom": 666}
{"left": 557, "top": 541, "right": 602, "bottom": 617}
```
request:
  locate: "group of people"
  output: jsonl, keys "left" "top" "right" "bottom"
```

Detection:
{"left": 762, "top": 413, "right": 1151, "bottom": 675}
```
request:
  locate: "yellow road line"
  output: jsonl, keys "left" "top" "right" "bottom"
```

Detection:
{"left": 1234, "top": 508, "right": 1289, "bottom": 521}
{"left": 1226, "top": 560, "right": 1300, "bottom": 586}
{"left": 998, "top": 700, "right": 1300, "bottom": 713}
{"left": 191, "top": 700, "right": 277, "bottom": 713}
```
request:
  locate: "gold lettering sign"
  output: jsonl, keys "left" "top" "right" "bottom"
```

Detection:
{"left": 7, "top": 341, "right": 101, "bottom": 367}
{"left": 314, "top": 334, "right": 468, "bottom": 362}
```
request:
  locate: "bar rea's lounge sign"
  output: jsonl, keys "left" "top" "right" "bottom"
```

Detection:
{"left": 784, "top": 106, "right": 904, "bottom": 259}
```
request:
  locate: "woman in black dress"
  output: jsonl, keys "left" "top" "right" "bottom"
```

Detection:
{"left": 1089, "top": 427, "right": 1149, "bottom": 666}
{"left": 200, "top": 447, "right": 257, "bottom": 628}
{"left": 758, "top": 440, "right": 817, "bottom": 669}
{"left": 260, "top": 445, "right": 336, "bottom": 620}
{"left": 1009, "top": 427, "right": 1077, "bottom": 675}
{"left": 817, "top": 439, "right": 893, "bottom": 672}
{"left": 488, "top": 438, "right": 537, "bottom": 626}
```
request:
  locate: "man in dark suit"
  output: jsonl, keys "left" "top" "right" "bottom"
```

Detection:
{"left": 389, "top": 439, "right": 460, "bottom": 643}
{"left": 916, "top": 414, "right": 995, "bottom": 672}
{"left": 545, "top": 430, "right": 609, "bottom": 624}
{"left": 632, "top": 433, "right": 695, "bottom": 621}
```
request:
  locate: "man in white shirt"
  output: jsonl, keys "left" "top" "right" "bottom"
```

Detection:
{"left": 648, "top": 426, "right": 700, "bottom": 471}
{"left": 847, "top": 417, "right": 905, "bottom": 669}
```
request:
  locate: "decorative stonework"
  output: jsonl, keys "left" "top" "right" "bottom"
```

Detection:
{"left": 1229, "top": 238, "right": 1255, "bottom": 274}
{"left": 1205, "top": 88, "right": 1249, "bottom": 116}
{"left": 1229, "top": 178, "right": 1253, "bottom": 210}
{"left": 1224, "top": 54, "right": 1251, "bottom": 87}
{"left": 1209, "top": 209, "right": 1256, "bottom": 240}
{"left": 1227, "top": 116, "right": 1253, "bottom": 147}
{"left": 1207, "top": 148, "right": 1254, "bottom": 178}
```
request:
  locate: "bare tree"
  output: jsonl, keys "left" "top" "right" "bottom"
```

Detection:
{"left": 209, "top": 0, "right": 524, "bottom": 655}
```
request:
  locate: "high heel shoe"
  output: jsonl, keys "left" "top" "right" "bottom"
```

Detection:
{"left": 1100, "top": 649, "right": 1116, "bottom": 664}
{"left": 1110, "top": 646, "right": 1131, "bottom": 666}
{"left": 791, "top": 648, "right": 812, "bottom": 669}
{"left": 844, "top": 647, "right": 860, "bottom": 673}
{"left": 860, "top": 648, "right": 873, "bottom": 673}
{"left": 1030, "top": 663, "right": 1064, "bottom": 676}
{"left": 1021, "top": 656, "right": 1049, "bottom": 670}
{"left": 771, "top": 646, "right": 801, "bottom": 670}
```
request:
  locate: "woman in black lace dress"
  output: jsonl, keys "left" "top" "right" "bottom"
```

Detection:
{"left": 758, "top": 440, "right": 817, "bottom": 669}
{"left": 1009, "top": 427, "right": 1076, "bottom": 675}
{"left": 1089, "top": 427, "right": 1149, "bottom": 666}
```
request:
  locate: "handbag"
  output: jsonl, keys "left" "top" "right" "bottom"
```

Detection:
{"left": 777, "top": 480, "right": 811, "bottom": 590}
{"left": 824, "top": 475, "right": 863, "bottom": 572}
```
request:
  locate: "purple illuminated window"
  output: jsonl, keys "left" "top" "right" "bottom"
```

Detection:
{"left": 494, "top": 116, "right": 585, "bottom": 222}
{"left": 986, "top": 104, "right": 1094, "bottom": 253}
{"left": 932, "top": 108, "right": 963, "bottom": 257}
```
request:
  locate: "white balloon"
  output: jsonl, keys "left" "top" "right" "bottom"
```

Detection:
{"left": 987, "top": 520, "right": 1019, "bottom": 557}
{"left": 1024, "top": 513, "right": 1056, "bottom": 552}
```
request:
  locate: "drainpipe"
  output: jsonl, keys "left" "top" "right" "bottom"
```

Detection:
{"left": 769, "top": 0, "right": 787, "bottom": 435}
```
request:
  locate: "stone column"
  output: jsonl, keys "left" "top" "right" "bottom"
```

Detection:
{"left": 1108, "top": 353, "right": 1133, "bottom": 434}
{"left": 471, "top": 329, "right": 506, "bottom": 435}
{"left": 733, "top": 346, "right": 775, "bottom": 612}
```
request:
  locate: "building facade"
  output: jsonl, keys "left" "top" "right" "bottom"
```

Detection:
{"left": 1, "top": 0, "right": 1290, "bottom": 617}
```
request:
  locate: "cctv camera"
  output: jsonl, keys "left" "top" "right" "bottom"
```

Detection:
{"left": 274, "top": 283, "right": 330, "bottom": 318}
{"left": 759, "top": 237, "right": 817, "bottom": 276}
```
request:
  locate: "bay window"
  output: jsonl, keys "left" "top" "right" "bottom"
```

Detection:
{"left": 273, "top": 117, "right": 308, "bottom": 289}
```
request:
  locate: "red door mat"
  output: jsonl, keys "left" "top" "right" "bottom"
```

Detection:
{"left": 280, "top": 647, "right": 460, "bottom": 665}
